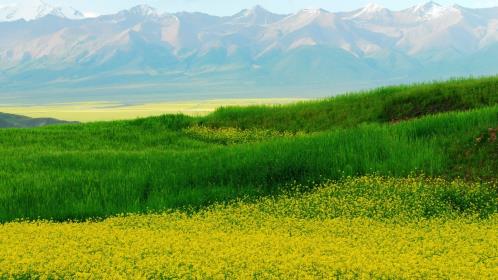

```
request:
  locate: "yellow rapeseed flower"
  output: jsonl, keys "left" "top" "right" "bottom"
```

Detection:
{"left": 0, "top": 177, "right": 497, "bottom": 279}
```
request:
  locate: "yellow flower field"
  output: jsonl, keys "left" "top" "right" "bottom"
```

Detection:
{"left": 0, "top": 98, "right": 305, "bottom": 122}
{"left": 1, "top": 177, "right": 497, "bottom": 279}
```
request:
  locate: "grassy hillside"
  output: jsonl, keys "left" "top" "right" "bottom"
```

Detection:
{"left": 0, "top": 77, "right": 497, "bottom": 222}
{"left": 0, "top": 112, "right": 75, "bottom": 128}
{"left": 1, "top": 77, "right": 498, "bottom": 279}
{"left": 202, "top": 76, "right": 498, "bottom": 131}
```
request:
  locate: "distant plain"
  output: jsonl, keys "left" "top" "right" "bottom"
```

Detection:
{"left": 0, "top": 98, "right": 305, "bottom": 122}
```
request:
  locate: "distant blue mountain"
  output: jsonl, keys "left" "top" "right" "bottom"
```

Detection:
{"left": 1, "top": 2, "right": 498, "bottom": 103}
{"left": 0, "top": 112, "right": 75, "bottom": 128}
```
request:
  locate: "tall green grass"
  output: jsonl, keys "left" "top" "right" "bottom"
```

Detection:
{"left": 1, "top": 76, "right": 497, "bottom": 222}
{"left": 202, "top": 76, "right": 498, "bottom": 131}
{"left": 0, "top": 105, "right": 496, "bottom": 222}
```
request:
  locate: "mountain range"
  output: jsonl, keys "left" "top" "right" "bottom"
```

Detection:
{"left": 1, "top": 1, "right": 498, "bottom": 104}
{"left": 0, "top": 0, "right": 84, "bottom": 21}
{"left": 0, "top": 111, "right": 75, "bottom": 128}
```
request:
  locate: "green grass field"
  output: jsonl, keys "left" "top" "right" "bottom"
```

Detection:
{"left": 1, "top": 76, "right": 498, "bottom": 279}
{"left": 202, "top": 76, "right": 498, "bottom": 131}
{"left": 0, "top": 76, "right": 497, "bottom": 222}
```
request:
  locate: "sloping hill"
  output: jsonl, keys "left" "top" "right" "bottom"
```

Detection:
{"left": 202, "top": 76, "right": 498, "bottom": 131}
{"left": 0, "top": 112, "right": 75, "bottom": 128}
{"left": 0, "top": 76, "right": 497, "bottom": 221}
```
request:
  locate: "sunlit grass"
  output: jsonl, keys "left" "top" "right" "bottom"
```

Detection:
{"left": 0, "top": 106, "right": 496, "bottom": 222}
{"left": 1, "top": 177, "right": 497, "bottom": 279}
{"left": 0, "top": 76, "right": 497, "bottom": 278}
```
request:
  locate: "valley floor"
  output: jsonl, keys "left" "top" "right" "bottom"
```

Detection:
{"left": 0, "top": 98, "right": 305, "bottom": 122}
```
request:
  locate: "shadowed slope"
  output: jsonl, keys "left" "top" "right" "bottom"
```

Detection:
{"left": 0, "top": 112, "right": 76, "bottom": 128}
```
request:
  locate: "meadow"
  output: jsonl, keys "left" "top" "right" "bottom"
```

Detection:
{"left": 1, "top": 177, "right": 497, "bottom": 278}
{"left": 0, "top": 76, "right": 497, "bottom": 278}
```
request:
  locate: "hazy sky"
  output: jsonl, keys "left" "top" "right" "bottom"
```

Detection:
{"left": 3, "top": 0, "right": 498, "bottom": 17}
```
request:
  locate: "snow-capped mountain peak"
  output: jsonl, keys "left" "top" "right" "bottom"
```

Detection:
{"left": 0, "top": 5, "right": 17, "bottom": 21}
{"left": 412, "top": 1, "right": 442, "bottom": 12}
{"left": 408, "top": 1, "right": 452, "bottom": 20}
{"left": 50, "top": 7, "right": 85, "bottom": 19}
{"left": 288, "top": 8, "right": 333, "bottom": 25}
{"left": 34, "top": 0, "right": 53, "bottom": 18}
{"left": 361, "top": 3, "right": 385, "bottom": 14}
{"left": 350, "top": 3, "right": 389, "bottom": 19}
{"left": 231, "top": 5, "right": 285, "bottom": 25}
{"left": 242, "top": 5, "right": 268, "bottom": 17}
{"left": 0, "top": 0, "right": 84, "bottom": 22}
{"left": 127, "top": 5, "right": 158, "bottom": 17}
